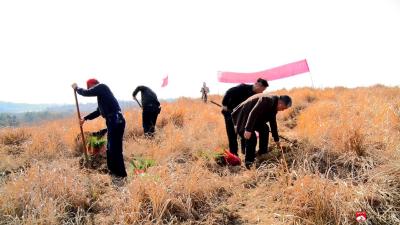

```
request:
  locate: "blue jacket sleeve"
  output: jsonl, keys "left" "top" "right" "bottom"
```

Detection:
{"left": 84, "top": 108, "right": 101, "bottom": 120}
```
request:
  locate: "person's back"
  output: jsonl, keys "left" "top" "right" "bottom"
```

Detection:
{"left": 222, "top": 83, "right": 254, "bottom": 112}
{"left": 232, "top": 94, "right": 278, "bottom": 135}
{"left": 90, "top": 83, "right": 121, "bottom": 117}
{"left": 133, "top": 86, "right": 160, "bottom": 109}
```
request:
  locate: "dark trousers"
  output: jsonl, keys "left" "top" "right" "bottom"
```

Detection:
{"left": 143, "top": 107, "right": 160, "bottom": 137}
{"left": 202, "top": 93, "right": 207, "bottom": 103}
{"left": 223, "top": 111, "right": 241, "bottom": 155}
{"left": 106, "top": 113, "right": 127, "bottom": 177}
{"left": 239, "top": 131, "right": 257, "bottom": 164}
{"left": 257, "top": 125, "right": 270, "bottom": 155}
{"left": 240, "top": 125, "right": 270, "bottom": 164}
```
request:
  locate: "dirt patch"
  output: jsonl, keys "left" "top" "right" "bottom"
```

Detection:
{"left": 79, "top": 154, "right": 108, "bottom": 174}
{"left": 205, "top": 162, "right": 243, "bottom": 177}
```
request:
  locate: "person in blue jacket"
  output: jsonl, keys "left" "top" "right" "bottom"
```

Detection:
{"left": 72, "top": 79, "right": 127, "bottom": 178}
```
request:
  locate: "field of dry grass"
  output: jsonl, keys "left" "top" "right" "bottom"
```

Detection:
{"left": 0, "top": 85, "right": 399, "bottom": 225}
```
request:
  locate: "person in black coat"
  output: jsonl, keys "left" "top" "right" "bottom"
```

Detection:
{"left": 221, "top": 78, "right": 269, "bottom": 156}
{"left": 232, "top": 94, "right": 292, "bottom": 168}
{"left": 72, "top": 79, "right": 127, "bottom": 178}
{"left": 132, "top": 86, "right": 161, "bottom": 137}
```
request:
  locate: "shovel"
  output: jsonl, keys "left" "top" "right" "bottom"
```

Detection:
{"left": 73, "top": 89, "right": 89, "bottom": 163}
{"left": 133, "top": 97, "right": 143, "bottom": 109}
{"left": 210, "top": 100, "right": 222, "bottom": 107}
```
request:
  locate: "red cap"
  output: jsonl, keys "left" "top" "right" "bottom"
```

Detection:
{"left": 86, "top": 78, "right": 99, "bottom": 89}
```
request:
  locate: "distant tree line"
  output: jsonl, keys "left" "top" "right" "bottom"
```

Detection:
{"left": 0, "top": 99, "right": 161, "bottom": 127}
{"left": 0, "top": 111, "right": 72, "bottom": 127}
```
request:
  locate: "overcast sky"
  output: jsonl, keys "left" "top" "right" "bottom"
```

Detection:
{"left": 0, "top": 0, "right": 399, "bottom": 104}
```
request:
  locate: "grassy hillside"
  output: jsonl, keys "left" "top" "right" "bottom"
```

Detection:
{"left": 0, "top": 86, "right": 399, "bottom": 224}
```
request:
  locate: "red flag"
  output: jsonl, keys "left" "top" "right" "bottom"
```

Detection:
{"left": 161, "top": 75, "right": 168, "bottom": 87}
{"left": 218, "top": 59, "right": 310, "bottom": 83}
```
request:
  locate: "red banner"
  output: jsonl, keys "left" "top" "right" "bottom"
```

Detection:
{"left": 161, "top": 75, "right": 168, "bottom": 87}
{"left": 218, "top": 59, "right": 310, "bottom": 83}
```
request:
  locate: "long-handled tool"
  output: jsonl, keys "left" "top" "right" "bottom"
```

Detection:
{"left": 278, "top": 135, "right": 296, "bottom": 145}
{"left": 134, "top": 97, "right": 143, "bottom": 108}
{"left": 210, "top": 100, "right": 222, "bottom": 107}
{"left": 73, "top": 89, "right": 89, "bottom": 163}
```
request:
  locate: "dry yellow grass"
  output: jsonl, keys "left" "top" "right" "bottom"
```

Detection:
{"left": 0, "top": 86, "right": 399, "bottom": 224}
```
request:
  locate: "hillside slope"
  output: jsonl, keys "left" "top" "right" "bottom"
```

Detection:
{"left": 0, "top": 86, "right": 399, "bottom": 225}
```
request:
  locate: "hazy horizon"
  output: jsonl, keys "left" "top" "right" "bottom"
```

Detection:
{"left": 1, "top": 83, "right": 398, "bottom": 105}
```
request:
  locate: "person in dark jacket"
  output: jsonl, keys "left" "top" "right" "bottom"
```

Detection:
{"left": 221, "top": 78, "right": 269, "bottom": 155}
{"left": 72, "top": 79, "right": 127, "bottom": 178}
{"left": 132, "top": 85, "right": 161, "bottom": 137}
{"left": 232, "top": 94, "right": 292, "bottom": 169}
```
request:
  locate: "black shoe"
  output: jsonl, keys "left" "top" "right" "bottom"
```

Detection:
{"left": 245, "top": 162, "right": 253, "bottom": 170}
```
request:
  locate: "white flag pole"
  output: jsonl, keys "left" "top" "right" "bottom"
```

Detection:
{"left": 309, "top": 72, "right": 315, "bottom": 88}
